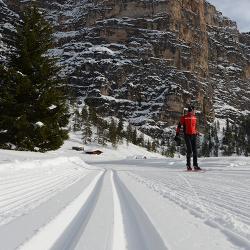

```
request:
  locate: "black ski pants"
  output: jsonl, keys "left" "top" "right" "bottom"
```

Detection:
{"left": 184, "top": 134, "right": 198, "bottom": 167}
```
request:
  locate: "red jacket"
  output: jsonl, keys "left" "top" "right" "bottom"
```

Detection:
{"left": 176, "top": 112, "right": 197, "bottom": 135}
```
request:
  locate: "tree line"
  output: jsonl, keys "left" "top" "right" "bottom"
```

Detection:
{"left": 200, "top": 117, "right": 250, "bottom": 157}
{"left": 72, "top": 105, "right": 159, "bottom": 153}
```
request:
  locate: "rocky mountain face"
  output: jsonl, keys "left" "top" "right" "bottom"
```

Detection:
{"left": 0, "top": 0, "right": 19, "bottom": 62}
{"left": 1, "top": 0, "right": 250, "bottom": 138}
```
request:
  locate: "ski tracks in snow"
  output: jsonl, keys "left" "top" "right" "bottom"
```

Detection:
{"left": 12, "top": 168, "right": 169, "bottom": 250}
{"left": 125, "top": 167, "right": 250, "bottom": 249}
{"left": 1, "top": 158, "right": 250, "bottom": 249}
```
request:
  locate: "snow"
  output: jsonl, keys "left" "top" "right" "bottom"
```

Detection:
{"left": 3, "top": 23, "right": 16, "bottom": 32}
{"left": 16, "top": 71, "right": 25, "bottom": 76}
{"left": 35, "top": 121, "right": 44, "bottom": 127}
{"left": 111, "top": 171, "right": 127, "bottom": 250}
{"left": 48, "top": 104, "right": 57, "bottom": 110}
{"left": 89, "top": 45, "right": 116, "bottom": 56}
{"left": 19, "top": 171, "right": 103, "bottom": 250}
{"left": 0, "top": 132, "right": 249, "bottom": 249}
{"left": 54, "top": 31, "right": 79, "bottom": 39}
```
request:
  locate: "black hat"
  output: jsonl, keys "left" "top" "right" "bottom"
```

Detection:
{"left": 188, "top": 105, "right": 194, "bottom": 112}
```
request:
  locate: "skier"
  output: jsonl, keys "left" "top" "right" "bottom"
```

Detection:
{"left": 174, "top": 105, "right": 202, "bottom": 171}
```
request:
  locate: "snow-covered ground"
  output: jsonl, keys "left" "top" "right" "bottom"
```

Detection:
{"left": 0, "top": 135, "right": 249, "bottom": 250}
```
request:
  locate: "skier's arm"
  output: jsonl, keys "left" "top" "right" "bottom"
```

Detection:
{"left": 176, "top": 122, "right": 181, "bottom": 135}
{"left": 176, "top": 116, "right": 184, "bottom": 136}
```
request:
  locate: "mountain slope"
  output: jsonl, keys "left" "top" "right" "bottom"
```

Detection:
{"left": 1, "top": 0, "right": 250, "bottom": 138}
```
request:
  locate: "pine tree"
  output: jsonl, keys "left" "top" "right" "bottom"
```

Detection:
{"left": 238, "top": 115, "right": 250, "bottom": 156}
{"left": 137, "top": 133, "right": 145, "bottom": 147}
{"left": 88, "top": 105, "right": 98, "bottom": 125}
{"left": 108, "top": 118, "right": 117, "bottom": 148}
{"left": 116, "top": 118, "right": 124, "bottom": 143}
{"left": 81, "top": 106, "right": 89, "bottom": 121}
{"left": 165, "top": 139, "right": 175, "bottom": 157}
{"left": 222, "top": 119, "right": 234, "bottom": 156}
{"left": 146, "top": 139, "right": 152, "bottom": 151}
{"left": 132, "top": 128, "right": 138, "bottom": 145}
{"left": 96, "top": 117, "right": 108, "bottom": 146}
{"left": 0, "top": 5, "right": 69, "bottom": 151}
{"left": 151, "top": 141, "right": 157, "bottom": 152}
{"left": 82, "top": 120, "right": 92, "bottom": 144}
{"left": 213, "top": 123, "right": 219, "bottom": 157}
{"left": 201, "top": 129, "right": 210, "bottom": 157}
{"left": 73, "top": 109, "right": 82, "bottom": 132}
{"left": 246, "top": 115, "right": 250, "bottom": 156}
{"left": 126, "top": 123, "right": 133, "bottom": 143}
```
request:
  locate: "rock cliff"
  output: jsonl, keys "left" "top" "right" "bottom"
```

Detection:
{"left": 1, "top": 0, "right": 250, "bottom": 138}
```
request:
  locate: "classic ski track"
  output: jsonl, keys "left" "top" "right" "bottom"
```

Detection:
{"left": 0, "top": 176, "right": 80, "bottom": 215}
{"left": 72, "top": 170, "right": 115, "bottom": 250}
{"left": 0, "top": 173, "right": 83, "bottom": 209}
{"left": 0, "top": 171, "right": 100, "bottom": 250}
{"left": 0, "top": 167, "right": 79, "bottom": 185}
{"left": 113, "top": 170, "right": 168, "bottom": 250}
{"left": 136, "top": 174, "right": 250, "bottom": 220}
{"left": 0, "top": 171, "right": 82, "bottom": 202}
{"left": 61, "top": 169, "right": 168, "bottom": 250}
{"left": 0, "top": 168, "right": 79, "bottom": 189}
{"left": 148, "top": 174, "right": 250, "bottom": 222}
{"left": 129, "top": 171, "right": 250, "bottom": 216}
{"left": 52, "top": 170, "right": 119, "bottom": 250}
{"left": 126, "top": 170, "right": 250, "bottom": 246}
{"left": 0, "top": 168, "right": 89, "bottom": 226}
{"left": 50, "top": 171, "right": 105, "bottom": 250}
{"left": 110, "top": 170, "right": 127, "bottom": 250}
{"left": 19, "top": 170, "right": 104, "bottom": 250}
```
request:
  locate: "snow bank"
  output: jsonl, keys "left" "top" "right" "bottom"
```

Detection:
{"left": 0, "top": 155, "right": 94, "bottom": 227}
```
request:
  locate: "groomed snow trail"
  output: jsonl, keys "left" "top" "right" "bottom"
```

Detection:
{"left": 0, "top": 157, "right": 249, "bottom": 249}
{"left": 113, "top": 171, "right": 168, "bottom": 250}
{"left": 0, "top": 157, "right": 96, "bottom": 226}
{"left": 19, "top": 170, "right": 104, "bottom": 250}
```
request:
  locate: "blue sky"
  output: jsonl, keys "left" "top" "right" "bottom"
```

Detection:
{"left": 208, "top": 0, "right": 250, "bottom": 32}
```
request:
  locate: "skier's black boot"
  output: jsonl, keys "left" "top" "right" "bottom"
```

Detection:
{"left": 193, "top": 165, "right": 201, "bottom": 171}
{"left": 187, "top": 165, "right": 192, "bottom": 171}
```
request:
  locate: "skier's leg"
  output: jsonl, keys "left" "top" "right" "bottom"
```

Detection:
{"left": 191, "top": 136, "right": 197, "bottom": 166}
{"left": 191, "top": 136, "right": 200, "bottom": 169}
{"left": 184, "top": 135, "right": 192, "bottom": 167}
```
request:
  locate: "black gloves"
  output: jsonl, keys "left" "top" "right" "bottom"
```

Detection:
{"left": 174, "top": 134, "right": 181, "bottom": 145}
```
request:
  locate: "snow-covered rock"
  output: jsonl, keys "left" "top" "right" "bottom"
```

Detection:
{"left": 1, "top": 0, "right": 250, "bottom": 139}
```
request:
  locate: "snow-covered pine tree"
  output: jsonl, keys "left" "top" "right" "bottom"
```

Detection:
{"left": 82, "top": 120, "right": 92, "bottom": 144}
{"left": 73, "top": 109, "right": 82, "bottom": 131}
{"left": 246, "top": 116, "right": 250, "bottom": 156}
{"left": 238, "top": 115, "right": 250, "bottom": 156}
{"left": 88, "top": 105, "right": 98, "bottom": 126}
{"left": 81, "top": 106, "right": 89, "bottom": 121}
{"left": 108, "top": 117, "right": 118, "bottom": 148}
{"left": 201, "top": 128, "right": 210, "bottom": 157}
{"left": 132, "top": 128, "right": 138, "bottom": 145}
{"left": 0, "top": 5, "right": 69, "bottom": 151}
{"left": 221, "top": 119, "right": 234, "bottom": 156}
{"left": 137, "top": 133, "right": 145, "bottom": 147}
{"left": 212, "top": 123, "right": 219, "bottom": 157}
{"left": 126, "top": 123, "right": 133, "bottom": 143}
{"left": 146, "top": 139, "right": 151, "bottom": 151}
{"left": 151, "top": 141, "right": 157, "bottom": 152}
{"left": 116, "top": 118, "right": 124, "bottom": 144}
{"left": 165, "top": 138, "right": 175, "bottom": 157}
{"left": 96, "top": 117, "right": 108, "bottom": 146}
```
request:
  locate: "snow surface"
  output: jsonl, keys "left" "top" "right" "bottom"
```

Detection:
{"left": 0, "top": 133, "right": 249, "bottom": 250}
